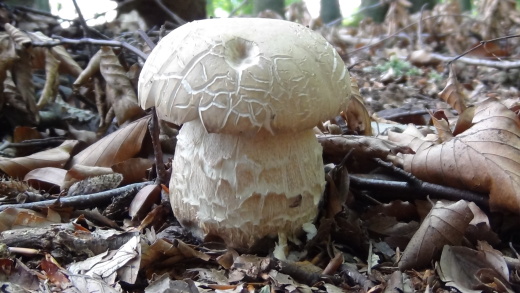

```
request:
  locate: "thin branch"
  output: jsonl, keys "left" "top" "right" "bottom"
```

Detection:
{"left": 71, "top": 0, "right": 90, "bottom": 37}
{"left": 32, "top": 36, "right": 148, "bottom": 61}
{"left": 0, "top": 182, "right": 152, "bottom": 212}
{"left": 349, "top": 174, "right": 489, "bottom": 209}
{"left": 137, "top": 29, "right": 156, "bottom": 50}
{"left": 429, "top": 52, "right": 520, "bottom": 69}
{"left": 148, "top": 108, "right": 169, "bottom": 194}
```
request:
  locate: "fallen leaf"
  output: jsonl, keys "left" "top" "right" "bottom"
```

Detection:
{"left": 70, "top": 116, "right": 149, "bottom": 168}
{"left": 128, "top": 184, "right": 161, "bottom": 220}
{"left": 73, "top": 49, "right": 102, "bottom": 87}
{"left": 392, "top": 99, "right": 520, "bottom": 213}
{"left": 29, "top": 32, "right": 83, "bottom": 77}
{"left": 398, "top": 200, "right": 473, "bottom": 271}
{"left": 342, "top": 76, "right": 372, "bottom": 135}
{"left": 438, "top": 64, "right": 467, "bottom": 115}
{"left": 24, "top": 167, "right": 67, "bottom": 193}
{"left": 100, "top": 46, "right": 146, "bottom": 125}
{"left": 67, "top": 234, "right": 141, "bottom": 285}
{"left": 0, "top": 207, "right": 59, "bottom": 232}
{"left": 437, "top": 245, "right": 513, "bottom": 293}
{"left": 430, "top": 110, "right": 453, "bottom": 143}
{"left": 0, "top": 140, "right": 77, "bottom": 179}
{"left": 111, "top": 157, "right": 154, "bottom": 185}
{"left": 36, "top": 48, "right": 60, "bottom": 109}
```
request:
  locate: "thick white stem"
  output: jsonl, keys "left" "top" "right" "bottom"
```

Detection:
{"left": 170, "top": 120, "right": 325, "bottom": 249}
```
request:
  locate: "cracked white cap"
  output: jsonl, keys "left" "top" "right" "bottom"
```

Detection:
{"left": 138, "top": 18, "right": 351, "bottom": 135}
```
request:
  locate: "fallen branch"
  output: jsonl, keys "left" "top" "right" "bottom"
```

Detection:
{"left": 0, "top": 181, "right": 153, "bottom": 212}
{"left": 428, "top": 52, "right": 520, "bottom": 69}
{"left": 32, "top": 36, "right": 148, "bottom": 61}
{"left": 349, "top": 174, "right": 489, "bottom": 209}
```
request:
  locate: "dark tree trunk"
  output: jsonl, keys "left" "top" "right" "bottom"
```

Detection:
{"left": 117, "top": 0, "right": 206, "bottom": 29}
{"left": 320, "top": 0, "right": 342, "bottom": 24}
{"left": 254, "top": 0, "right": 285, "bottom": 17}
{"left": 408, "top": 0, "right": 437, "bottom": 13}
{"left": 360, "top": 0, "right": 388, "bottom": 23}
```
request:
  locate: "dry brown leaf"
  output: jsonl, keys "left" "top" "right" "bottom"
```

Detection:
{"left": 111, "top": 157, "right": 154, "bottom": 185}
{"left": 4, "top": 23, "right": 31, "bottom": 48}
{"left": 452, "top": 106, "right": 475, "bottom": 136}
{"left": 29, "top": 32, "right": 83, "bottom": 77}
{"left": 37, "top": 49, "right": 60, "bottom": 109}
{"left": 24, "top": 167, "right": 67, "bottom": 193}
{"left": 398, "top": 200, "right": 473, "bottom": 271}
{"left": 3, "top": 72, "right": 39, "bottom": 125}
{"left": 73, "top": 49, "right": 103, "bottom": 87}
{"left": 0, "top": 140, "right": 77, "bottom": 179}
{"left": 11, "top": 46, "right": 39, "bottom": 124}
{"left": 13, "top": 126, "right": 42, "bottom": 143}
{"left": 430, "top": 110, "right": 454, "bottom": 143}
{"left": 0, "top": 207, "right": 60, "bottom": 232}
{"left": 438, "top": 64, "right": 467, "bottom": 115}
{"left": 437, "top": 245, "right": 513, "bottom": 293}
{"left": 141, "top": 238, "right": 211, "bottom": 273}
{"left": 0, "top": 32, "right": 17, "bottom": 91}
{"left": 465, "top": 202, "right": 500, "bottom": 245}
{"left": 342, "top": 77, "right": 372, "bottom": 135}
{"left": 100, "top": 46, "right": 146, "bottom": 125}
{"left": 128, "top": 184, "right": 161, "bottom": 220}
{"left": 393, "top": 99, "right": 520, "bottom": 213}
{"left": 70, "top": 116, "right": 149, "bottom": 168}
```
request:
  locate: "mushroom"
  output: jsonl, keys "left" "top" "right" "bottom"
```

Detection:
{"left": 138, "top": 18, "right": 351, "bottom": 250}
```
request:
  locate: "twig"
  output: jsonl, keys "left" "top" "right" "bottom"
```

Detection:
{"left": 0, "top": 182, "right": 152, "bottom": 212}
{"left": 152, "top": 0, "right": 186, "bottom": 25}
{"left": 71, "top": 0, "right": 90, "bottom": 37}
{"left": 32, "top": 36, "right": 148, "bottom": 61}
{"left": 428, "top": 52, "right": 520, "bottom": 69}
{"left": 229, "top": 0, "right": 249, "bottom": 17}
{"left": 373, "top": 158, "right": 422, "bottom": 187}
{"left": 148, "top": 109, "right": 169, "bottom": 193}
{"left": 137, "top": 29, "right": 156, "bottom": 50}
{"left": 349, "top": 174, "right": 489, "bottom": 209}
{"left": 448, "top": 34, "right": 520, "bottom": 64}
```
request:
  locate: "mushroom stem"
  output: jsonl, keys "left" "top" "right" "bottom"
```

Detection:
{"left": 170, "top": 120, "right": 325, "bottom": 249}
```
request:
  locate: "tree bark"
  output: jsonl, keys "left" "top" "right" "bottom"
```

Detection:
{"left": 117, "top": 0, "right": 206, "bottom": 29}
{"left": 320, "top": 0, "right": 342, "bottom": 24}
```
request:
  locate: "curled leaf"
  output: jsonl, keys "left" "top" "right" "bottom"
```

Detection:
{"left": 0, "top": 140, "right": 78, "bottom": 179}
{"left": 37, "top": 49, "right": 60, "bottom": 109}
{"left": 4, "top": 23, "right": 31, "bottom": 48}
{"left": 438, "top": 64, "right": 467, "bottom": 115}
{"left": 70, "top": 116, "right": 150, "bottom": 168}
{"left": 100, "top": 46, "right": 145, "bottom": 125}
{"left": 398, "top": 200, "right": 473, "bottom": 271}
{"left": 342, "top": 76, "right": 372, "bottom": 135}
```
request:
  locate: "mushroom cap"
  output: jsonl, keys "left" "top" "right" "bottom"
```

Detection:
{"left": 138, "top": 18, "right": 351, "bottom": 135}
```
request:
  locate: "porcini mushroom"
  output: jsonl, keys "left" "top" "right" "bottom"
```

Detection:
{"left": 138, "top": 18, "right": 351, "bottom": 250}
